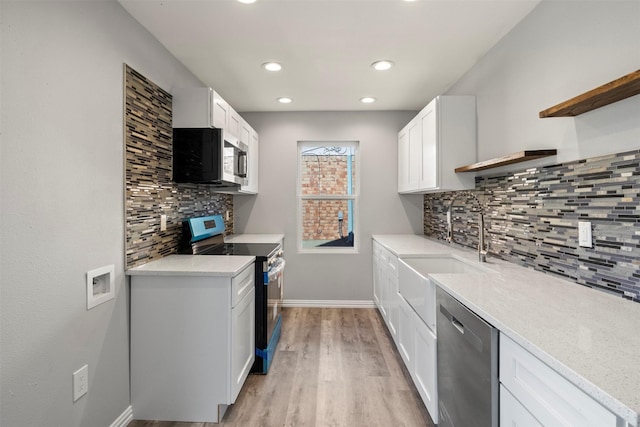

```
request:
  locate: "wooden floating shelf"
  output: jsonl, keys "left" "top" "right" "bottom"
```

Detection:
{"left": 455, "top": 149, "right": 557, "bottom": 173}
{"left": 539, "top": 69, "right": 640, "bottom": 118}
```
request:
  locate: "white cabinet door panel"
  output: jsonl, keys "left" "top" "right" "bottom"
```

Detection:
{"left": 231, "top": 287, "right": 255, "bottom": 403}
{"left": 414, "top": 319, "right": 438, "bottom": 423}
{"left": 500, "top": 335, "right": 618, "bottom": 427}
{"left": 500, "top": 384, "right": 543, "bottom": 427}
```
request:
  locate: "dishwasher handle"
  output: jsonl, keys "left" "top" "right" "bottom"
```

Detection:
{"left": 439, "top": 303, "right": 483, "bottom": 352}
{"left": 451, "top": 317, "right": 465, "bottom": 334}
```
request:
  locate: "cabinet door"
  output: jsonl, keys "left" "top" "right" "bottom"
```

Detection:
{"left": 240, "top": 129, "right": 259, "bottom": 194}
{"left": 228, "top": 108, "right": 242, "bottom": 138}
{"left": 230, "top": 287, "right": 255, "bottom": 403}
{"left": 397, "top": 297, "right": 414, "bottom": 371}
{"left": 419, "top": 101, "right": 438, "bottom": 190}
{"left": 372, "top": 250, "right": 382, "bottom": 309}
{"left": 414, "top": 320, "right": 438, "bottom": 423}
{"left": 500, "top": 334, "right": 618, "bottom": 427}
{"left": 500, "top": 384, "right": 543, "bottom": 427}
{"left": 386, "top": 273, "right": 399, "bottom": 342}
{"left": 398, "top": 129, "right": 409, "bottom": 192}
{"left": 211, "top": 91, "right": 230, "bottom": 130}
{"left": 407, "top": 119, "right": 422, "bottom": 190}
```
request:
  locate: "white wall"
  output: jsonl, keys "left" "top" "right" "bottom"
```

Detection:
{"left": 0, "top": 2, "right": 202, "bottom": 425}
{"left": 446, "top": 0, "right": 640, "bottom": 172}
{"left": 236, "top": 111, "right": 418, "bottom": 302}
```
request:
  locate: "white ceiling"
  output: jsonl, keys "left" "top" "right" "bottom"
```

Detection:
{"left": 119, "top": 0, "right": 540, "bottom": 112}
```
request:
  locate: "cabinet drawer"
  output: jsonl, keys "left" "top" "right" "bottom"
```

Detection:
{"left": 500, "top": 334, "right": 618, "bottom": 427}
{"left": 232, "top": 265, "right": 255, "bottom": 308}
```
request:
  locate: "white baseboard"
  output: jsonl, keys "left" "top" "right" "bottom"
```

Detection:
{"left": 110, "top": 405, "right": 133, "bottom": 427}
{"left": 283, "top": 299, "right": 376, "bottom": 308}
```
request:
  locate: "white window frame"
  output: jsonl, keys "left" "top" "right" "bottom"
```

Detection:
{"left": 297, "top": 141, "right": 360, "bottom": 254}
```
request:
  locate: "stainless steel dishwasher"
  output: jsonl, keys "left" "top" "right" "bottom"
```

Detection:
{"left": 436, "top": 287, "right": 498, "bottom": 427}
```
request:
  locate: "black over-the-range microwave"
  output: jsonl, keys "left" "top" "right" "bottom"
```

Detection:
{"left": 173, "top": 127, "right": 248, "bottom": 188}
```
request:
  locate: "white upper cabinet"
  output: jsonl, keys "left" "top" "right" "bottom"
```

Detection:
{"left": 237, "top": 127, "right": 259, "bottom": 195}
{"left": 172, "top": 87, "right": 230, "bottom": 130}
{"left": 211, "top": 90, "right": 230, "bottom": 130}
{"left": 398, "top": 95, "right": 477, "bottom": 193}
{"left": 228, "top": 107, "right": 242, "bottom": 139}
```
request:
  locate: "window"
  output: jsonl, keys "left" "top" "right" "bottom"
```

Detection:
{"left": 297, "top": 141, "right": 359, "bottom": 253}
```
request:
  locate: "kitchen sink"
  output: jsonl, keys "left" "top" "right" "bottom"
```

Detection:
{"left": 400, "top": 255, "right": 494, "bottom": 276}
{"left": 398, "top": 255, "right": 495, "bottom": 331}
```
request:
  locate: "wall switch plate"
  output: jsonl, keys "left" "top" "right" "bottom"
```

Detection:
{"left": 578, "top": 221, "right": 593, "bottom": 248}
{"left": 73, "top": 365, "right": 88, "bottom": 402}
{"left": 225, "top": 211, "right": 230, "bottom": 221}
{"left": 160, "top": 214, "right": 167, "bottom": 231}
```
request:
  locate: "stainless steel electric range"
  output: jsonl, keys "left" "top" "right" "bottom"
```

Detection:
{"left": 179, "top": 215, "right": 285, "bottom": 374}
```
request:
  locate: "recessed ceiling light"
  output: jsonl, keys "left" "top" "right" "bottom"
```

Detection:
{"left": 371, "top": 60, "right": 394, "bottom": 71}
{"left": 278, "top": 97, "right": 292, "bottom": 104}
{"left": 360, "top": 97, "right": 376, "bottom": 104}
{"left": 262, "top": 62, "right": 282, "bottom": 72}
{"left": 237, "top": 0, "right": 257, "bottom": 3}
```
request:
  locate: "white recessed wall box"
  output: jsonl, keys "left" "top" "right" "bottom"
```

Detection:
{"left": 86, "top": 264, "right": 115, "bottom": 309}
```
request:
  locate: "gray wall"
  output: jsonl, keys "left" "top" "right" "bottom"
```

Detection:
{"left": 236, "top": 111, "right": 419, "bottom": 302}
{"left": 446, "top": 0, "right": 640, "bottom": 170}
{"left": 0, "top": 2, "right": 202, "bottom": 426}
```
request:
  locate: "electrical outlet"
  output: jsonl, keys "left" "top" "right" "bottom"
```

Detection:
{"left": 160, "top": 214, "right": 167, "bottom": 232}
{"left": 73, "top": 365, "right": 88, "bottom": 402}
{"left": 225, "top": 211, "right": 230, "bottom": 221}
{"left": 578, "top": 221, "right": 592, "bottom": 248}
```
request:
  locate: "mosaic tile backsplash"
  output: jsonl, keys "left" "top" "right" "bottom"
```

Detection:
{"left": 125, "top": 65, "right": 233, "bottom": 268}
{"left": 424, "top": 149, "right": 640, "bottom": 303}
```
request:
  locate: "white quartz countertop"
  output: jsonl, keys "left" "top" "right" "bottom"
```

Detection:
{"left": 224, "top": 234, "right": 284, "bottom": 244}
{"left": 126, "top": 254, "right": 255, "bottom": 277}
{"left": 372, "top": 234, "right": 640, "bottom": 426}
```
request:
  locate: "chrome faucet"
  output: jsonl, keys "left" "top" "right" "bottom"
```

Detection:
{"left": 447, "top": 191, "right": 488, "bottom": 263}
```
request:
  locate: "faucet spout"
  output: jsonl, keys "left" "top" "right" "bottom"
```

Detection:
{"left": 447, "top": 191, "right": 488, "bottom": 262}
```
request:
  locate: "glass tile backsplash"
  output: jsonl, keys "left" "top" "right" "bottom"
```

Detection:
{"left": 424, "top": 149, "right": 640, "bottom": 303}
{"left": 124, "top": 65, "right": 232, "bottom": 268}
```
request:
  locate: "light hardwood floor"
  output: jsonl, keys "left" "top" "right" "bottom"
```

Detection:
{"left": 128, "top": 307, "right": 434, "bottom": 427}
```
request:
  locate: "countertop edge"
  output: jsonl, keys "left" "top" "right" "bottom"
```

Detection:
{"left": 126, "top": 255, "right": 255, "bottom": 277}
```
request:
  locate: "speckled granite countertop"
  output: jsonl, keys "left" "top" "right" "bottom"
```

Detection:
{"left": 372, "top": 234, "right": 640, "bottom": 426}
{"left": 126, "top": 254, "right": 255, "bottom": 277}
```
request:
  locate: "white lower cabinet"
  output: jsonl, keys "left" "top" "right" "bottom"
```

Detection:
{"left": 500, "top": 334, "right": 619, "bottom": 427}
{"left": 372, "top": 240, "right": 439, "bottom": 424}
{"left": 372, "top": 241, "right": 399, "bottom": 343}
{"left": 130, "top": 264, "right": 255, "bottom": 423}
{"left": 230, "top": 284, "right": 255, "bottom": 402}
{"left": 397, "top": 297, "right": 415, "bottom": 370}
{"left": 413, "top": 319, "right": 438, "bottom": 419}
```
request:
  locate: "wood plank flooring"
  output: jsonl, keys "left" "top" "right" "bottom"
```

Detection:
{"left": 128, "top": 307, "right": 434, "bottom": 427}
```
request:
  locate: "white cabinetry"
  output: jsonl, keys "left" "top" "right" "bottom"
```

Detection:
{"left": 173, "top": 87, "right": 230, "bottom": 130}
{"left": 372, "top": 241, "right": 438, "bottom": 423}
{"left": 500, "top": 334, "right": 620, "bottom": 427}
{"left": 130, "top": 264, "right": 255, "bottom": 423}
{"left": 372, "top": 241, "right": 399, "bottom": 342}
{"left": 228, "top": 107, "right": 242, "bottom": 139}
{"left": 237, "top": 128, "right": 259, "bottom": 194}
{"left": 398, "top": 95, "right": 476, "bottom": 193}
{"left": 396, "top": 258, "right": 439, "bottom": 423}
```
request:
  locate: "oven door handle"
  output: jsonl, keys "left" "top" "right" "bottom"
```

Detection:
{"left": 267, "top": 259, "right": 285, "bottom": 281}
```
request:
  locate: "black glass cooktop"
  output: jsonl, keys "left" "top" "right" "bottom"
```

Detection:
{"left": 199, "top": 243, "right": 279, "bottom": 259}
